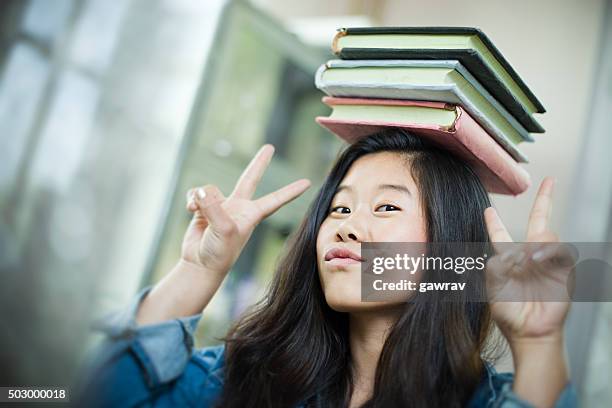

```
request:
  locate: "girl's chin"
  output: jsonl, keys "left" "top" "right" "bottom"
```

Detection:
{"left": 325, "top": 297, "right": 407, "bottom": 313}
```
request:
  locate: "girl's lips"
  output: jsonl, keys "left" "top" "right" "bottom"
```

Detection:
{"left": 324, "top": 247, "right": 363, "bottom": 262}
{"left": 325, "top": 257, "right": 361, "bottom": 265}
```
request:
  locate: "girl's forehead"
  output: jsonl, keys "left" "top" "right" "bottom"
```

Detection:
{"left": 342, "top": 152, "right": 414, "bottom": 184}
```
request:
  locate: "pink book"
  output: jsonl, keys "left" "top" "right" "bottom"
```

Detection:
{"left": 316, "top": 97, "right": 531, "bottom": 195}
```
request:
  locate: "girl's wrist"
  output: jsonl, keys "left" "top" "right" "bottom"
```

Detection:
{"left": 509, "top": 332, "right": 569, "bottom": 408}
{"left": 507, "top": 329, "right": 565, "bottom": 359}
{"left": 177, "top": 257, "right": 228, "bottom": 280}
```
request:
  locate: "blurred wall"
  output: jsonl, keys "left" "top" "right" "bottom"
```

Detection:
{"left": 0, "top": 0, "right": 226, "bottom": 385}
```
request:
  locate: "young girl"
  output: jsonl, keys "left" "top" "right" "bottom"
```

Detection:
{"left": 81, "top": 129, "right": 576, "bottom": 407}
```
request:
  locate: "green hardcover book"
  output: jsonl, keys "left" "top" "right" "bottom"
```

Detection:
{"left": 332, "top": 27, "right": 545, "bottom": 131}
{"left": 315, "top": 59, "right": 532, "bottom": 149}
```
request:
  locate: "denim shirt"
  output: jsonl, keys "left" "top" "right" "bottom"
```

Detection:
{"left": 77, "top": 287, "right": 578, "bottom": 407}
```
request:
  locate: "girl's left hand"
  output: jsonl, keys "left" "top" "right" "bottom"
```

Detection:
{"left": 484, "top": 177, "right": 576, "bottom": 344}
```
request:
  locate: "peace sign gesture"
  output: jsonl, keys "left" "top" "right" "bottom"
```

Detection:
{"left": 484, "top": 177, "right": 576, "bottom": 343}
{"left": 181, "top": 144, "right": 311, "bottom": 277}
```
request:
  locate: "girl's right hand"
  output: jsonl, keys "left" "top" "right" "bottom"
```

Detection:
{"left": 181, "top": 144, "right": 311, "bottom": 277}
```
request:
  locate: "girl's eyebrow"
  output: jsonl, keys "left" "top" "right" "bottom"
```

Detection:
{"left": 378, "top": 184, "right": 411, "bottom": 196}
{"left": 336, "top": 184, "right": 411, "bottom": 196}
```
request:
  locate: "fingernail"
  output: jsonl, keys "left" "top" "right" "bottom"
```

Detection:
{"left": 532, "top": 250, "right": 544, "bottom": 261}
{"left": 197, "top": 188, "right": 206, "bottom": 200}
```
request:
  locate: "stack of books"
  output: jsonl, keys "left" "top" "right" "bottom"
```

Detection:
{"left": 314, "top": 27, "right": 546, "bottom": 195}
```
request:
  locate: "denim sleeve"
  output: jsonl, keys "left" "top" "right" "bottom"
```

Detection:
{"left": 75, "top": 286, "right": 226, "bottom": 407}
{"left": 470, "top": 365, "right": 579, "bottom": 408}
{"left": 492, "top": 379, "right": 578, "bottom": 408}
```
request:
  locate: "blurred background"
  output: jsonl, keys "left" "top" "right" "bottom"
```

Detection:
{"left": 0, "top": 0, "right": 610, "bottom": 405}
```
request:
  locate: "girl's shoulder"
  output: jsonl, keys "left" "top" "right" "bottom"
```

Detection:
{"left": 467, "top": 362, "right": 515, "bottom": 407}
{"left": 184, "top": 344, "right": 227, "bottom": 399}
{"left": 190, "top": 343, "right": 226, "bottom": 382}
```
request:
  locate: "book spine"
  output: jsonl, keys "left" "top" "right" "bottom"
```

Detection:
{"left": 331, "top": 28, "right": 347, "bottom": 55}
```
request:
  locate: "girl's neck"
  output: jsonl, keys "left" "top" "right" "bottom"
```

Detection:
{"left": 348, "top": 307, "right": 402, "bottom": 406}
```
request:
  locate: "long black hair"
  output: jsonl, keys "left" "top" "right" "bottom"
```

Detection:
{"left": 217, "top": 128, "right": 496, "bottom": 407}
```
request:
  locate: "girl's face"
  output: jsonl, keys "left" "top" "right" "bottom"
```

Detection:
{"left": 316, "top": 152, "right": 428, "bottom": 312}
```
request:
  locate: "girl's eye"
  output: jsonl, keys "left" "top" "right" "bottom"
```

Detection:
{"left": 376, "top": 204, "right": 400, "bottom": 212}
{"left": 330, "top": 206, "right": 351, "bottom": 214}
